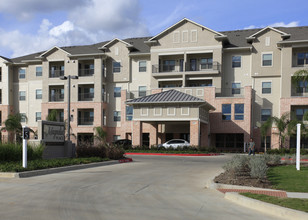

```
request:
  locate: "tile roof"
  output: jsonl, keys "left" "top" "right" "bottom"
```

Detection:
{"left": 126, "top": 89, "right": 206, "bottom": 104}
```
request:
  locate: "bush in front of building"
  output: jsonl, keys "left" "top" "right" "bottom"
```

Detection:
{"left": 0, "top": 143, "right": 43, "bottom": 162}
{"left": 266, "top": 148, "right": 308, "bottom": 155}
{"left": 76, "top": 142, "right": 125, "bottom": 160}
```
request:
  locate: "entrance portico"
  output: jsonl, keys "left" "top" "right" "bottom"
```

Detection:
{"left": 126, "top": 89, "right": 215, "bottom": 147}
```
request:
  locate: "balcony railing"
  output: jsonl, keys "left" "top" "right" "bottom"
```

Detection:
{"left": 49, "top": 70, "right": 64, "bottom": 78}
{"left": 49, "top": 93, "right": 64, "bottom": 102}
{"left": 152, "top": 61, "right": 220, "bottom": 73}
{"left": 78, "top": 117, "right": 94, "bottom": 125}
{"left": 78, "top": 92, "right": 94, "bottom": 101}
{"left": 126, "top": 90, "right": 151, "bottom": 100}
{"left": 291, "top": 87, "right": 308, "bottom": 97}
{"left": 215, "top": 88, "right": 245, "bottom": 98}
{"left": 78, "top": 69, "right": 94, "bottom": 77}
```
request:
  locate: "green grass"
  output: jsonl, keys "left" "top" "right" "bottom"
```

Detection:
{"left": 0, "top": 157, "right": 109, "bottom": 172}
{"left": 241, "top": 193, "right": 308, "bottom": 212}
{"left": 267, "top": 165, "right": 308, "bottom": 192}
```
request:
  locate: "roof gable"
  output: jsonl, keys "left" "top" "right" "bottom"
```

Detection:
{"left": 99, "top": 38, "right": 133, "bottom": 50}
{"left": 148, "top": 18, "right": 225, "bottom": 42}
{"left": 247, "top": 26, "right": 290, "bottom": 39}
{"left": 38, "top": 46, "right": 71, "bottom": 58}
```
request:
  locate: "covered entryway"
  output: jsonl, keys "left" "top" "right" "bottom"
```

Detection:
{"left": 126, "top": 89, "right": 215, "bottom": 147}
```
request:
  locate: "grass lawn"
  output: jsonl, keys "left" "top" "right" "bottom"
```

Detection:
{"left": 241, "top": 193, "right": 308, "bottom": 213}
{"left": 267, "top": 165, "right": 308, "bottom": 192}
{"left": 0, "top": 157, "right": 109, "bottom": 172}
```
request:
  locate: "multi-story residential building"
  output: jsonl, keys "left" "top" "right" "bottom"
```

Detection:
{"left": 1, "top": 18, "right": 308, "bottom": 150}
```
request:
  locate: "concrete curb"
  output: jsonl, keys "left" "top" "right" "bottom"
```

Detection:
{"left": 225, "top": 192, "right": 308, "bottom": 220}
{"left": 0, "top": 158, "right": 133, "bottom": 178}
{"left": 125, "top": 152, "right": 221, "bottom": 156}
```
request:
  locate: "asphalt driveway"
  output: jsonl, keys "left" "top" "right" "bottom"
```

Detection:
{"left": 0, "top": 155, "right": 283, "bottom": 220}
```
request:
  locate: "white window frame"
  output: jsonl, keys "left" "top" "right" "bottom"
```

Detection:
{"left": 196, "top": 89, "right": 204, "bottom": 97}
{"left": 139, "top": 60, "right": 147, "bottom": 72}
{"left": 114, "top": 47, "right": 119, "bottom": 56}
{"left": 19, "top": 91, "right": 26, "bottom": 101}
{"left": 112, "top": 61, "right": 121, "bottom": 73}
{"left": 36, "top": 89, "right": 42, "bottom": 99}
{"left": 35, "top": 112, "right": 41, "bottom": 122}
{"left": 173, "top": 31, "right": 180, "bottom": 43}
{"left": 182, "top": 30, "right": 188, "bottom": 42}
{"left": 265, "top": 37, "right": 271, "bottom": 46}
{"left": 154, "top": 107, "right": 162, "bottom": 116}
{"left": 140, "top": 107, "right": 148, "bottom": 116}
{"left": 232, "top": 82, "right": 241, "bottom": 95}
{"left": 261, "top": 52, "right": 273, "bottom": 67}
{"left": 36, "top": 66, "right": 42, "bottom": 77}
{"left": 232, "top": 55, "right": 242, "bottom": 68}
{"left": 19, "top": 68, "right": 26, "bottom": 79}
{"left": 167, "top": 107, "right": 176, "bottom": 116}
{"left": 185, "top": 89, "right": 192, "bottom": 95}
{"left": 262, "top": 81, "right": 272, "bottom": 94}
{"left": 190, "top": 30, "right": 198, "bottom": 42}
{"left": 181, "top": 107, "right": 190, "bottom": 116}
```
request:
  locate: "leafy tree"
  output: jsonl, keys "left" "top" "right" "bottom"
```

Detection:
{"left": 1, "top": 113, "right": 26, "bottom": 142}
{"left": 260, "top": 117, "right": 272, "bottom": 153}
{"left": 46, "top": 109, "right": 58, "bottom": 121}
{"left": 93, "top": 126, "right": 107, "bottom": 143}
{"left": 291, "top": 69, "right": 308, "bottom": 91}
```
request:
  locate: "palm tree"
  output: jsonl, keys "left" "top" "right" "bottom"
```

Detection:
{"left": 292, "top": 69, "right": 308, "bottom": 92}
{"left": 269, "top": 112, "right": 302, "bottom": 149}
{"left": 93, "top": 126, "right": 107, "bottom": 143}
{"left": 1, "top": 113, "right": 26, "bottom": 143}
{"left": 260, "top": 117, "right": 272, "bottom": 153}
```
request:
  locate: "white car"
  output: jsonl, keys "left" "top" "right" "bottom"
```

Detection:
{"left": 158, "top": 139, "right": 190, "bottom": 149}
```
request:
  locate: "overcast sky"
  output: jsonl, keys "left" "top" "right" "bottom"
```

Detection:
{"left": 0, "top": 0, "right": 307, "bottom": 58}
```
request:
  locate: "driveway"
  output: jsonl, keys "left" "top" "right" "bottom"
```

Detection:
{"left": 0, "top": 155, "right": 282, "bottom": 220}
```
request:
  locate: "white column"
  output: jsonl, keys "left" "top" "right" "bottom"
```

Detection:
{"left": 296, "top": 123, "right": 301, "bottom": 171}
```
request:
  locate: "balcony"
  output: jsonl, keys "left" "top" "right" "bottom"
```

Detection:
{"left": 78, "top": 68, "right": 94, "bottom": 77}
{"left": 49, "top": 62, "right": 64, "bottom": 78}
{"left": 49, "top": 87, "right": 64, "bottom": 102}
{"left": 215, "top": 87, "right": 245, "bottom": 98}
{"left": 78, "top": 92, "right": 94, "bottom": 101}
{"left": 49, "top": 69, "right": 64, "bottom": 78}
{"left": 78, "top": 109, "right": 94, "bottom": 126}
{"left": 291, "top": 84, "right": 308, "bottom": 97}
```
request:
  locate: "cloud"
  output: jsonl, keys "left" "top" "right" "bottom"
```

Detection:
{"left": 244, "top": 21, "right": 299, "bottom": 29}
{"left": 0, "top": 0, "right": 89, "bottom": 20}
{"left": 49, "top": 21, "right": 74, "bottom": 37}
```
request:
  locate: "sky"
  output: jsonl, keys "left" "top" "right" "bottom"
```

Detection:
{"left": 0, "top": 0, "right": 307, "bottom": 58}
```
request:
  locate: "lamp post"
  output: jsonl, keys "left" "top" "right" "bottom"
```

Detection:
{"left": 60, "top": 75, "right": 78, "bottom": 141}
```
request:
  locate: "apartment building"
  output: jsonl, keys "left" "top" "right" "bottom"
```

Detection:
{"left": 1, "top": 18, "right": 308, "bottom": 150}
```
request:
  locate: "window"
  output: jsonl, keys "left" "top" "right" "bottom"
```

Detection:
{"left": 141, "top": 108, "right": 148, "bottom": 116}
{"left": 36, "top": 66, "right": 42, "bottom": 76}
{"left": 232, "top": 83, "right": 241, "bottom": 95}
{"left": 265, "top": 37, "right": 271, "bottom": 46}
{"left": 113, "top": 62, "right": 121, "bottom": 73}
{"left": 297, "top": 53, "right": 308, "bottom": 65}
{"left": 222, "top": 104, "right": 231, "bottom": 120}
{"left": 297, "top": 80, "right": 308, "bottom": 93}
{"left": 234, "top": 104, "right": 244, "bottom": 120}
{"left": 261, "top": 109, "right": 271, "bottom": 121}
{"left": 191, "top": 30, "right": 197, "bottom": 42}
{"left": 173, "top": 31, "right": 180, "bottom": 43}
{"left": 262, "top": 82, "right": 272, "bottom": 94}
{"left": 232, "top": 56, "right": 241, "bottom": 68}
{"left": 154, "top": 107, "right": 162, "bottom": 116}
{"left": 138, "top": 86, "right": 147, "bottom": 97}
{"left": 139, "top": 61, "right": 147, "bottom": 72}
{"left": 19, "top": 91, "right": 26, "bottom": 101}
{"left": 182, "top": 30, "right": 188, "bottom": 42}
{"left": 113, "top": 135, "right": 121, "bottom": 141}
{"left": 181, "top": 107, "right": 189, "bottom": 115}
{"left": 114, "top": 87, "right": 121, "bottom": 97}
{"left": 0, "top": 67, "right": 2, "bottom": 82}
{"left": 19, "top": 68, "right": 26, "bottom": 79}
{"left": 126, "top": 106, "right": 133, "bottom": 121}
{"left": 114, "top": 111, "right": 121, "bottom": 121}
{"left": 35, "top": 112, "right": 41, "bottom": 121}
{"left": 262, "top": 53, "right": 272, "bottom": 66}
{"left": 36, "top": 89, "right": 42, "bottom": 99}
{"left": 162, "top": 60, "right": 175, "bottom": 72}
{"left": 20, "top": 113, "right": 26, "bottom": 123}
{"left": 295, "top": 108, "right": 308, "bottom": 121}
{"left": 200, "top": 58, "right": 213, "bottom": 69}
{"left": 167, "top": 107, "right": 176, "bottom": 116}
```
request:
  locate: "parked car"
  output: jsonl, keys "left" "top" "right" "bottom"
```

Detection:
{"left": 113, "top": 139, "right": 132, "bottom": 149}
{"left": 157, "top": 139, "right": 190, "bottom": 149}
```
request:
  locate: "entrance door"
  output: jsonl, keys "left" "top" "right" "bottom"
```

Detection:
{"left": 142, "top": 133, "right": 150, "bottom": 146}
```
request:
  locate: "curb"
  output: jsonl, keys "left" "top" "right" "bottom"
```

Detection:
{"left": 281, "top": 158, "right": 308, "bottom": 162}
{"left": 0, "top": 159, "right": 133, "bottom": 178}
{"left": 125, "top": 152, "right": 221, "bottom": 156}
{"left": 225, "top": 192, "right": 308, "bottom": 220}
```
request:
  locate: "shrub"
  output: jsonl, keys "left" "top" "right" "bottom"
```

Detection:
{"left": 76, "top": 142, "right": 106, "bottom": 158}
{"left": 0, "top": 143, "right": 43, "bottom": 162}
{"left": 105, "top": 144, "right": 125, "bottom": 160}
{"left": 249, "top": 157, "right": 268, "bottom": 179}
{"left": 264, "top": 154, "right": 281, "bottom": 166}
{"left": 223, "top": 155, "right": 249, "bottom": 173}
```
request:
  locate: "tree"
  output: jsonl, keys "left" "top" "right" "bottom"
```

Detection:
{"left": 1, "top": 113, "right": 25, "bottom": 143}
{"left": 292, "top": 69, "right": 308, "bottom": 92}
{"left": 269, "top": 112, "right": 303, "bottom": 149}
{"left": 46, "top": 109, "right": 58, "bottom": 121}
{"left": 260, "top": 117, "right": 272, "bottom": 153}
{"left": 93, "top": 126, "right": 107, "bottom": 143}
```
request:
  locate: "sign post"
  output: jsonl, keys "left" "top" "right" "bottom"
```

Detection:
{"left": 22, "top": 126, "right": 30, "bottom": 168}
{"left": 296, "top": 123, "right": 301, "bottom": 171}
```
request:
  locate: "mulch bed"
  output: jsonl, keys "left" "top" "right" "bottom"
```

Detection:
{"left": 214, "top": 167, "right": 272, "bottom": 188}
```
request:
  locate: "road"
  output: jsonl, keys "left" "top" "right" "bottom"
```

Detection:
{"left": 0, "top": 155, "right": 282, "bottom": 220}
